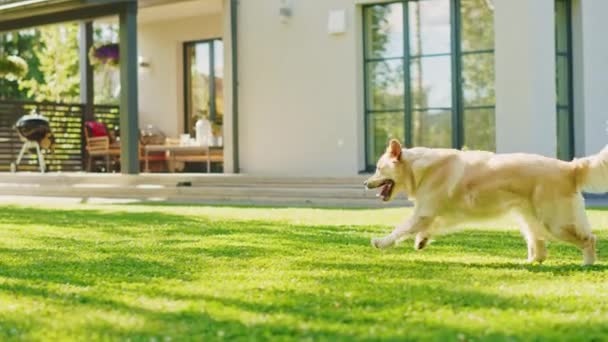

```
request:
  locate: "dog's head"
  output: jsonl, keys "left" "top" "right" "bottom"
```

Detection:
{"left": 364, "top": 139, "right": 413, "bottom": 202}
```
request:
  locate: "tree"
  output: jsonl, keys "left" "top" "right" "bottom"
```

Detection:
{"left": 20, "top": 23, "right": 81, "bottom": 102}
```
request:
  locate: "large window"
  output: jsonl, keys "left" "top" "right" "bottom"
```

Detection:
{"left": 555, "top": 0, "right": 573, "bottom": 160}
{"left": 363, "top": 0, "right": 495, "bottom": 169}
{"left": 184, "top": 39, "right": 224, "bottom": 137}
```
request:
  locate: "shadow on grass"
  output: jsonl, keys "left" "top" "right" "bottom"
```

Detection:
{"left": 0, "top": 205, "right": 606, "bottom": 341}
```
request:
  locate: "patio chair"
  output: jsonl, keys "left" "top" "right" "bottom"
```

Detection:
{"left": 139, "top": 144, "right": 167, "bottom": 172}
{"left": 84, "top": 121, "right": 120, "bottom": 172}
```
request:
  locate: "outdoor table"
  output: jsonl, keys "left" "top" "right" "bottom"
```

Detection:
{"left": 143, "top": 144, "right": 222, "bottom": 173}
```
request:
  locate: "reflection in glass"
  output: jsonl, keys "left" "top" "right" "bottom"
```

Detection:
{"left": 462, "top": 53, "right": 495, "bottom": 107}
{"left": 186, "top": 42, "right": 210, "bottom": 136}
{"left": 362, "top": 0, "right": 498, "bottom": 167}
{"left": 366, "top": 60, "right": 405, "bottom": 110}
{"left": 555, "top": 0, "right": 568, "bottom": 53}
{"left": 214, "top": 40, "right": 224, "bottom": 128}
{"left": 556, "top": 56, "right": 569, "bottom": 107}
{"left": 185, "top": 40, "right": 223, "bottom": 137}
{"left": 463, "top": 108, "right": 495, "bottom": 151}
{"left": 555, "top": 0, "right": 572, "bottom": 160}
{"left": 461, "top": 0, "right": 495, "bottom": 52}
{"left": 412, "top": 109, "right": 452, "bottom": 147}
{"left": 367, "top": 112, "right": 405, "bottom": 165}
{"left": 557, "top": 108, "right": 572, "bottom": 160}
{"left": 364, "top": 3, "right": 404, "bottom": 59}
{"left": 409, "top": 0, "right": 451, "bottom": 56}
{"left": 410, "top": 56, "right": 452, "bottom": 109}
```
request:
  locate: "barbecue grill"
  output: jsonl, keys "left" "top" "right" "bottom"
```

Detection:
{"left": 10, "top": 111, "right": 55, "bottom": 173}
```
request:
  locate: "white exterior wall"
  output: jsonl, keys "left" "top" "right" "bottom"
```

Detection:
{"left": 494, "top": 0, "right": 557, "bottom": 157}
{"left": 573, "top": 0, "right": 608, "bottom": 157}
{"left": 236, "top": 0, "right": 363, "bottom": 176}
{"left": 134, "top": 0, "right": 606, "bottom": 176}
{"left": 138, "top": 13, "right": 223, "bottom": 138}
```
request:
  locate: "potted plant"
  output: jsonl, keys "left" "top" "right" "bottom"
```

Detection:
{"left": 89, "top": 43, "right": 119, "bottom": 67}
{"left": 0, "top": 55, "right": 28, "bottom": 81}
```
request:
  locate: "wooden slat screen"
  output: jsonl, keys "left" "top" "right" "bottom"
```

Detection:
{"left": 0, "top": 100, "right": 120, "bottom": 172}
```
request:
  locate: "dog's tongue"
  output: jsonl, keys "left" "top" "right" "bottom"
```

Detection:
{"left": 380, "top": 184, "right": 390, "bottom": 197}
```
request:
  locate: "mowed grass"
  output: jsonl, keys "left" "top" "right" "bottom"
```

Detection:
{"left": 0, "top": 203, "right": 607, "bottom": 341}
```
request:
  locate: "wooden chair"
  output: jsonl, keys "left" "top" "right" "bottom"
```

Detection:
{"left": 139, "top": 144, "right": 167, "bottom": 172}
{"left": 84, "top": 122, "right": 120, "bottom": 172}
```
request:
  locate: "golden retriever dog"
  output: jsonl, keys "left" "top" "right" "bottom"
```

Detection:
{"left": 365, "top": 139, "right": 608, "bottom": 265}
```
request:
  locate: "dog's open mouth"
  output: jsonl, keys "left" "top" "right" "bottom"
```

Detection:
{"left": 377, "top": 180, "right": 395, "bottom": 202}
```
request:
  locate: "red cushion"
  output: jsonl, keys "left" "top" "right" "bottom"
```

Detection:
{"left": 85, "top": 121, "right": 108, "bottom": 137}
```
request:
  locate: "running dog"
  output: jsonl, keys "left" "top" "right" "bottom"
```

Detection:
{"left": 365, "top": 139, "right": 608, "bottom": 265}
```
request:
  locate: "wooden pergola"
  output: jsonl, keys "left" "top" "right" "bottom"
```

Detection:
{"left": 0, "top": 0, "right": 140, "bottom": 174}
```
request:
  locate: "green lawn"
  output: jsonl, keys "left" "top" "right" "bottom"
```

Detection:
{"left": 0, "top": 203, "right": 607, "bottom": 341}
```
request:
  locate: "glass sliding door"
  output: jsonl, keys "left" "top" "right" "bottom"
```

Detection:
{"left": 363, "top": 0, "right": 496, "bottom": 169}
{"left": 184, "top": 39, "right": 224, "bottom": 139}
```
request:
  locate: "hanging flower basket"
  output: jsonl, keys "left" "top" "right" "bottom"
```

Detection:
{"left": 0, "top": 55, "right": 29, "bottom": 81}
{"left": 89, "top": 43, "right": 119, "bottom": 67}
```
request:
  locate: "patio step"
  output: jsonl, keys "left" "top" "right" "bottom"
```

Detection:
{"left": 0, "top": 172, "right": 411, "bottom": 208}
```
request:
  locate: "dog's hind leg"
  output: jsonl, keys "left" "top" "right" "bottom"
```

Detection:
{"left": 541, "top": 195, "right": 597, "bottom": 265}
{"left": 372, "top": 214, "right": 435, "bottom": 249}
{"left": 550, "top": 217, "right": 596, "bottom": 265}
{"left": 554, "top": 224, "right": 596, "bottom": 265}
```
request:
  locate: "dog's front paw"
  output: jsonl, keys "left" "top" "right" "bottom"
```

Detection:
{"left": 371, "top": 237, "right": 395, "bottom": 249}
{"left": 414, "top": 234, "right": 429, "bottom": 250}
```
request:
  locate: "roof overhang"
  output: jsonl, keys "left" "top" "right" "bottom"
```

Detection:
{"left": 0, "top": 0, "right": 131, "bottom": 32}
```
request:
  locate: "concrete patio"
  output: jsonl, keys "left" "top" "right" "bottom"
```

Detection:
{"left": 0, "top": 172, "right": 410, "bottom": 208}
{"left": 0, "top": 172, "right": 605, "bottom": 208}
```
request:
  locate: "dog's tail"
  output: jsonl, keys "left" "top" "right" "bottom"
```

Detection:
{"left": 574, "top": 145, "right": 608, "bottom": 193}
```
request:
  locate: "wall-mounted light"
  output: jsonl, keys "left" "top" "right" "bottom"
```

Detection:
{"left": 328, "top": 9, "right": 347, "bottom": 35}
{"left": 279, "top": 0, "right": 293, "bottom": 24}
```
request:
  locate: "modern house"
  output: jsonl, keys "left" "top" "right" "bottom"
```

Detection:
{"left": 0, "top": 0, "right": 606, "bottom": 177}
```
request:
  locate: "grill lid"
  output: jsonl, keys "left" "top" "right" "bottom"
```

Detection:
{"left": 15, "top": 111, "right": 54, "bottom": 148}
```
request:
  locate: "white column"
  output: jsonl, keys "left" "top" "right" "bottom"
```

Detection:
{"left": 494, "top": 0, "right": 556, "bottom": 156}
{"left": 572, "top": 0, "right": 608, "bottom": 157}
{"left": 222, "top": 0, "right": 236, "bottom": 173}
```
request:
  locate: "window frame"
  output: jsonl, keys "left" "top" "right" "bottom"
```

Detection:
{"left": 182, "top": 38, "right": 223, "bottom": 135}
{"left": 362, "top": 0, "right": 496, "bottom": 170}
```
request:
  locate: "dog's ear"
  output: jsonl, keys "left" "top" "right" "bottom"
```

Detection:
{"left": 387, "top": 139, "right": 402, "bottom": 160}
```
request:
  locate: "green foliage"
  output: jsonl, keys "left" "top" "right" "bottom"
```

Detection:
{"left": 0, "top": 203, "right": 607, "bottom": 341}
{"left": 0, "top": 55, "right": 28, "bottom": 81}
{"left": 0, "top": 30, "right": 43, "bottom": 100}
{"left": 19, "top": 24, "right": 81, "bottom": 103}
